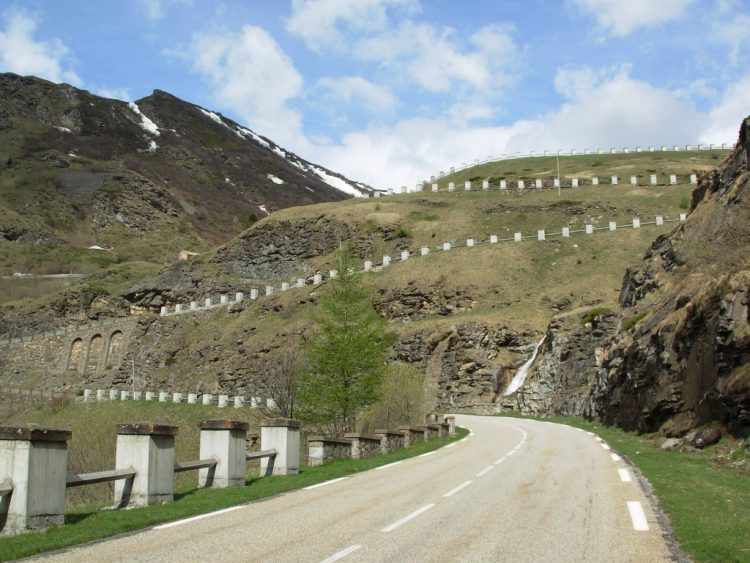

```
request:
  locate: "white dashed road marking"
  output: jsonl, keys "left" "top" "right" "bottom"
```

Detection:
{"left": 382, "top": 504, "right": 436, "bottom": 533}
{"left": 618, "top": 468, "right": 632, "bottom": 483}
{"left": 418, "top": 451, "right": 435, "bottom": 458}
{"left": 611, "top": 453, "right": 621, "bottom": 462}
{"left": 320, "top": 545, "right": 361, "bottom": 563}
{"left": 443, "top": 480, "right": 473, "bottom": 498}
{"left": 476, "top": 465, "right": 494, "bottom": 478}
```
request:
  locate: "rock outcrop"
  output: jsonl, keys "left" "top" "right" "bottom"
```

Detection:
{"left": 390, "top": 323, "right": 536, "bottom": 409}
{"left": 527, "top": 117, "right": 750, "bottom": 438}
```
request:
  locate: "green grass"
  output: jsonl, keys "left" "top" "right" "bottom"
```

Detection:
{"left": 492, "top": 414, "right": 750, "bottom": 563}
{"left": 622, "top": 310, "right": 649, "bottom": 332}
{"left": 438, "top": 150, "right": 729, "bottom": 188}
{"left": 579, "top": 306, "right": 614, "bottom": 326}
{"left": 0, "top": 427, "right": 468, "bottom": 560}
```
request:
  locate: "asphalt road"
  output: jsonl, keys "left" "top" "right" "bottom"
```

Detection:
{"left": 39, "top": 415, "right": 677, "bottom": 562}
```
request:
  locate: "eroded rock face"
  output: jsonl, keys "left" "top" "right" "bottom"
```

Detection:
{"left": 590, "top": 117, "right": 750, "bottom": 438}
{"left": 376, "top": 280, "right": 476, "bottom": 321}
{"left": 594, "top": 273, "right": 750, "bottom": 436}
{"left": 213, "top": 216, "right": 400, "bottom": 281}
{"left": 390, "top": 323, "right": 534, "bottom": 410}
{"left": 515, "top": 312, "right": 619, "bottom": 417}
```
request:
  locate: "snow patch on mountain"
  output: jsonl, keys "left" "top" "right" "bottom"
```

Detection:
{"left": 310, "top": 166, "right": 364, "bottom": 197}
{"left": 129, "top": 103, "right": 160, "bottom": 136}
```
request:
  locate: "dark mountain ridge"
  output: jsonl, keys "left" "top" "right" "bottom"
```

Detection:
{"left": 0, "top": 72, "right": 371, "bottom": 273}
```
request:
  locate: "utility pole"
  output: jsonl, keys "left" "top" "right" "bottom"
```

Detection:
{"left": 556, "top": 151, "right": 561, "bottom": 197}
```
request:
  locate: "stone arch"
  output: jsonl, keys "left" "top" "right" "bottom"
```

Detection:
{"left": 84, "top": 334, "right": 104, "bottom": 376}
{"left": 67, "top": 338, "right": 84, "bottom": 373}
{"left": 103, "top": 330, "right": 124, "bottom": 369}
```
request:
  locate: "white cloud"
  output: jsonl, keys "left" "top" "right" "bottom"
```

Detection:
{"left": 316, "top": 76, "right": 397, "bottom": 113}
{"left": 710, "top": 8, "right": 750, "bottom": 65}
{"left": 137, "top": 0, "right": 194, "bottom": 21}
{"left": 572, "top": 0, "right": 694, "bottom": 37}
{"left": 353, "top": 21, "right": 518, "bottom": 93}
{"left": 286, "top": 0, "right": 419, "bottom": 52}
{"left": 509, "top": 68, "right": 705, "bottom": 152}
{"left": 94, "top": 86, "right": 132, "bottom": 101}
{"left": 189, "top": 25, "right": 304, "bottom": 146}
{"left": 699, "top": 74, "right": 750, "bottom": 145}
{"left": 0, "top": 9, "right": 80, "bottom": 84}
{"left": 553, "top": 64, "right": 630, "bottom": 100}
{"left": 308, "top": 65, "right": 712, "bottom": 189}
{"left": 310, "top": 117, "right": 517, "bottom": 188}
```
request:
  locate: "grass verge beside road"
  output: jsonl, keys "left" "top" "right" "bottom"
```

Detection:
{"left": 495, "top": 413, "right": 749, "bottom": 563}
{"left": 0, "top": 427, "right": 468, "bottom": 561}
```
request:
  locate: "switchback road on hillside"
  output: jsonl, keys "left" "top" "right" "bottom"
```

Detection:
{"left": 38, "top": 415, "right": 679, "bottom": 562}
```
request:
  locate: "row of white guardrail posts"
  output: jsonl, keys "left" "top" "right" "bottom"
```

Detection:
{"left": 423, "top": 143, "right": 729, "bottom": 184}
{"left": 380, "top": 171, "right": 699, "bottom": 196}
{"left": 307, "top": 416, "right": 455, "bottom": 466}
{"left": 82, "top": 389, "right": 276, "bottom": 409}
{"left": 156, "top": 212, "right": 687, "bottom": 317}
{"left": 0, "top": 418, "right": 299, "bottom": 536}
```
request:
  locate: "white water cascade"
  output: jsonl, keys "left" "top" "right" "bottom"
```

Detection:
{"left": 503, "top": 336, "right": 546, "bottom": 396}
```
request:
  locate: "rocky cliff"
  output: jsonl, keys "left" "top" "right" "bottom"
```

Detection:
{"left": 524, "top": 117, "right": 750, "bottom": 438}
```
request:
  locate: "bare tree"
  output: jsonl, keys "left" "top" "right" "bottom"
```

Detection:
{"left": 251, "top": 333, "right": 307, "bottom": 418}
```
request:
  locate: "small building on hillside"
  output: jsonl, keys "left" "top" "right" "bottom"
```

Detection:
{"left": 178, "top": 250, "right": 200, "bottom": 261}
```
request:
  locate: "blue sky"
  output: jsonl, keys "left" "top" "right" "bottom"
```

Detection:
{"left": 1, "top": 0, "right": 749, "bottom": 188}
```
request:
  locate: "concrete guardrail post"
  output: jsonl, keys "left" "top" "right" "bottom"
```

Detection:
{"left": 373, "top": 429, "right": 405, "bottom": 454}
{"left": 197, "top": 420, "right": 249, "bottom": 488}
{"left": 260, "top": 419, "right": 301, "bottom": 476}
{"left": 0, "top": 425, "right": 71, "bottom": 536}
{"left": 114, "top": 422, "right": 178, "bottom": 507}
{"left": 445, "top": 416, "right": 456, "bottom": 436}
{"left": 344, "top": 433, "right": 382, "bottom": 459}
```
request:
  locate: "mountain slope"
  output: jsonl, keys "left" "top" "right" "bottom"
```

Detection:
{"left": 0, "top": 73, "right": 371, "bottom": 275}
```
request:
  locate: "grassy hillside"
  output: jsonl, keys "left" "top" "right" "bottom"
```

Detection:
{"left": 0, "top": 149, "right": 733, "bottom": 406}
{"left": 436, "top": 149, "right": 727, "bottom": 186}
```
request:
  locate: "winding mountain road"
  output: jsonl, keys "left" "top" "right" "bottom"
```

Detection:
{"left": 39, "top": 415, "right": 677, "bottom": 562}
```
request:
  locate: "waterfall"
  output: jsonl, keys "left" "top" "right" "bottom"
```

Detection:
{"left": 503, "top": 336, "right": 546, "bottom": 396}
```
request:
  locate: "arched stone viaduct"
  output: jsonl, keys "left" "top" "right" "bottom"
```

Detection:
{"left": 0, "top": 318, "right": 139, "bottom": 378}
